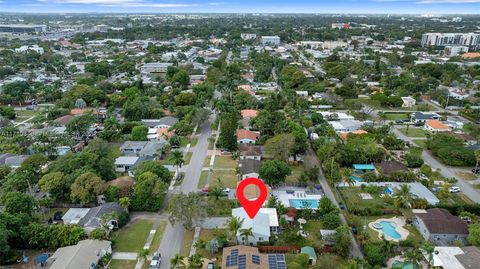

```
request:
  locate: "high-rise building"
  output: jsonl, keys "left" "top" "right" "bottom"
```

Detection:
{"left": 421, "top": 33, "right": 480, "bottom": 50}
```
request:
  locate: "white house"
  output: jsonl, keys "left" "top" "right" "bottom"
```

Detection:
{"left": 261, "top": 36, "right": 280, "bottom": 46}
{"left": 140, "top": 63, "right": 173, "bottom": 74}
{"left": 296, "top": 91, "right": 309, "bottom": 97}
{"left": 115, "top": 156, "right": 141, "bottom": 173}
{"left": 401, "top": 96, "right": 416, "bottom": 108}
{"left": 448, "top": 88, "right": 470, "bottom": 100}
{"left": 15, "top": 45, "right": 44, "bottom": 54}
{"left": 232, "top": 207, "right": 279, "bottom": 246}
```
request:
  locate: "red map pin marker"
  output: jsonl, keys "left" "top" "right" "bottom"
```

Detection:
{"left": 237, "top": 177, "right": 268, "bottom": 219}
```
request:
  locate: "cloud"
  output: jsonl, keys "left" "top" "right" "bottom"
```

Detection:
{"left": 37, "top": 0, "right": 199, "bottom": 7}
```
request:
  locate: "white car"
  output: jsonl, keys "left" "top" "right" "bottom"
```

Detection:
{"left": 449, "top": 186, "right": 461, "bottom": 193}
{"left": 149, "top": 253, "right": 161, "bottom": 269}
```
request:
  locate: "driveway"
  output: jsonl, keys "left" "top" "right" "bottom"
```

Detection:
{"left": 392, "top": 127, "right": 480, "bottom": 203}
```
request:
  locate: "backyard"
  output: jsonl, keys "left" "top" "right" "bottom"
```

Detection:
{"left": 385, "top": 113, "right": 409, "bottom": 121}
{"left": 339, "top": 187, "right": 396, "bottom": 215}
{"left": 108, "top": 260, "right": 136, "bottom": 269}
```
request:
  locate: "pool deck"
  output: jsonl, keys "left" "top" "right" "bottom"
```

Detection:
{"left": 368, "top": 216, "right": 409, "bottom": 242}
{"left": 271, "top": 189, "right": 322, "bottom": 209}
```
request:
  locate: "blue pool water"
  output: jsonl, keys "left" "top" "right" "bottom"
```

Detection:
{"left": 379, "top": 221, "right": 401, "bottom": 239}
{"left": 350, "top": 176, "right": 364, "bottom": 182}
{"left": 289, "top": 199, "right": 319, "bottom": 209}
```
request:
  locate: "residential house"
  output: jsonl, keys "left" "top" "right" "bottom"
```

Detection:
{"left": 238, "top": 144, "right": 262, "bottom": 160}
{"left": 424, "top": 120, "right": 452, "bottom": 133}
{"left": 222, "top": 245, "right": 286, "bottom": 269}
{"left": 115, "top": 156, "right": 141, "bottom": 173}
{"left": 107, "top": 176, "right": 134, "bottom": 197}
{"left": 0, "top": 154, "right": 28, "bottom": 169}
{"left": 449, "top": 88, "right": 469, "bottom": 100}
{"left": 401, "top": 96, "right": 416, "bottom": 108}
{"left": 338, "top": 130, "right": 368, "bottom": 140}
{"left": 140, "top": 62, "right": 173, "bottom": 74}
{"left": 120, "top": 140, "right": 167, "bottom": 158}
{"left": 329, "top": 120, "right": 363, "bottom": 132}
{"left": 237, "top": 129, "right": 260, "bottom": 144}
{"left": 413, "top": 208, "right": 468, "bottom": 245}
{"left": 353, "top": 164, "right": 376, "bottom": 173}
{"left": 319, "top": 112, "right": 355, "bottom": 121}
{"left": 46, "top": 239, "right": 111, "bottom": 269}
{"left": 241, "top": 109, "right": 258, "bottom": 119}
{"left": 232, "top": 207, "right": 279, "bottom": 245}
{"left": 426, "top": 246, "right": 480, "bottom": 269}
{"left": 62, "top": 202, "right": 124, "bottom": 233}
{"left": 239, "top": 159, "right": 261, "bottom": 180}
{"left": 296, "top": 91, "right": 308, "bottom": 97}
{"left": 445, "top": 116, "right": 468, "bottom": 130}
{"left": 142, "top": 116, "right": 178, "bottom": 129}
{"left": 411, "top": 112, "right": 440, "bottom": 124}
{"left": 374, "top": 161, "right": 408, "bottom": 177}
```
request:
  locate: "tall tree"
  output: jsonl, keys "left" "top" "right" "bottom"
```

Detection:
{"left": 70, "top": 172, "right": 105, "bottom": 205}
{"left": 168, "top": 193, "right": 208, "bottom": 230}
{"left": 170, "top": 150, "right": 185, "bottom": 180}
{"left": 265, "top": 133, "right": 295, "bottom": 162}
{"left": 226, "top": 216, "right": 244, "bottom": 244}
{"left": 259, "top": 160, "right": 292, "bottom": 185}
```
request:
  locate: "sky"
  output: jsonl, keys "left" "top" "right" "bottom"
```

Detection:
{"left": 1, "top": 0, "right": 480, "bottom": 14}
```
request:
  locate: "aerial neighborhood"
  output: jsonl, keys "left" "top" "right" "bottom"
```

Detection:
{"left": 2, "top": 10, "right": 480, "bottom": 269}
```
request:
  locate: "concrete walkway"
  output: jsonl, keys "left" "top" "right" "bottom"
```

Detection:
{"left": 112, "top": 252, "right": 138, "bottom": 260}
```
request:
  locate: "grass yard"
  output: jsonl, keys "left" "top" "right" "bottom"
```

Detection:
{"left": 112, "top": 220, "right": 154, "bottom": 252}
{"left": 204, "top": 155, "right": 212, "bottom": 167}
{"left": 149, "top": 221, "right": 167, "bottom": 254}
{"left": 412, "top": 139, "right": 427, "bottom": 148}
{"left": 198, "top": 170, "right": 209, "bottom": 188}
{"left": 398, "top": 127, "right": 428, "bottom": 138}
{"left": 339, "top": 187, "right": 395, "bottom": 215}
{"left": 213, "top": 156, "right": 237, "bottom": 170}
{"left": 303, "top": 220, "right": 323, "bottom": 247}
{"left": 109, "top": 260, "right": 137, "bottom": 269}
{"left": 455, "top": 171, "right": 477, "bottom": 181}
{"left": 185, "top": 152, "right": 193, "bottom": 165}
{"left": 285, "top": 165, "right": 305, "bottom": 184}
{"left": 191, "top": 137, "right": 199, "bottom": 147}
{"left": 40, "top": 207, "right": 69, "bottom": 222}
{"left": 196, "top": 229, "right": 226, "bottom": 259}
{"left": 180, "top": 229, "right": 195, "bottom": 256}
{"left": 385, "top": 113, "right": 409, "bottom": 121}
{"left": 14, "top": 109, "right": 41, "bottom": 122}
{"left": 210, "top": 170, "right": 238, "bottom": 189}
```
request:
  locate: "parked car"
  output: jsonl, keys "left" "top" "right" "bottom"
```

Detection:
{"left": 150, "top": 253, "right": 161, "bottom": 269}
{"left": 449, "top": 186, "right": 461, "bottom": 193}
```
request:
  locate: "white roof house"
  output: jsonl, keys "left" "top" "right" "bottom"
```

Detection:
{"left": 426, "top": 246, "right": 480, "bottom": 269}
{"left": 46, "top": 240, "right": 112, "bottom": 269}
{"left": 319, "top": 112, "right": 355, "bottom": 121}
{"left": 232, "top": 207, "right": 279, "bottom": 245}
{"left": 401, "top": 96, "right": 416, "bottom": 108}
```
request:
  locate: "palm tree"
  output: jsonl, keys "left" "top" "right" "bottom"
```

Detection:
{"left": 474, "top": 149, "right": 480, "bottom": 173}
{"left": 118, "top": 197, "right": 130, "bottom": 213}
{"left": 187, "top": 253, "right": 203, "bottom": 269}
{"left": 378, "top": 111, "right": 387, "bottom": 125}
{"left": 226, "top": 216, "right": 244, "bottom": 244}
{"left": 170, "top": 150, "right": 185, "bottom": 180}
{"left": 421, "top": 242, "right": 435, "bottom": 269}
{"left": 170, "top": 254, "right": 185, "bottom": 269}
{"left": 138, "top": 249, "right": 150, "bottom": 268}
{"left": 403, "top": 247, "right": 422, "bottom": 267}
{"left": 341, "top": 168, "right": 355, "bottom": 186}
{"left": 209, "top": 185, "right": 224, "bottom": 201}
{"left": 393, "top": 184, "right": 414, "bottom": 209}
{"left": 239, "top": 227, "right": 254, "bottom": 245}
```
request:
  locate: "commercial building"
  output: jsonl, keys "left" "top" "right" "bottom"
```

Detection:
{"left": 0, "top": 24, "right": 47, "bottom": 34}
{"left": 421, "top": 33, "right": 480, "bottom": 50}
{"left": 140, "top": 62, "right": 174, "bottom": 74}
{"left": 261, "top": 36, "right": 280, "bottom": 46}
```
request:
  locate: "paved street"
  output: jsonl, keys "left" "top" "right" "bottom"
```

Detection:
{"left": 392, "top": 127, "right": 480, "bottom": 203}
{"left": 157, "top": 116, "right": 214, "bottom": 269}
{"left": 304, "top": 149, "right": 364, "bottom": 258}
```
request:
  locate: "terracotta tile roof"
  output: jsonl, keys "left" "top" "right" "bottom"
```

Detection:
{"left": 107, "top": 176, "right": 134, "bottom": 197}
{"left": 415, "top": 208, "right": 468, "bottom": 235}
{"left": 237, "top": 129, "right": 260, "bottom": 141}
{"left": 241, "top": 109, "right": 258, "bottom": 119}
{"left": 70, "top": 108, "right": 86, "bottom": 116}
{"left": 156, "top": 128, "right": 174, "bottom": 138}
{"left": 426, "top": 120, "right": 451, "bottom": 130}
{"left": 338, "top": 130, "right": 368, "bottom": 140}
{"left": 462, "top": 52, "right": 480, "bottom": 59}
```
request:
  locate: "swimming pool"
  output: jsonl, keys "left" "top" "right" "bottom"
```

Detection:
{"left": 350, "top": 176, "right": 364, "bottom": 182}
{"left": 378, "top": 221, "right": 401, "bottom": 239}
{"left": 289, "top": 199, "right": 319, "bottom": 209}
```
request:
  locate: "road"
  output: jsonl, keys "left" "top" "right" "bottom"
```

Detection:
{"left": 157, "top": 117, "right": 214, "bottom": 269}
{"left": 304, "top": 149, "right": 364, "bottom": 258}
{"left": 392, "top": 127, "right": 480, "bottom": 203}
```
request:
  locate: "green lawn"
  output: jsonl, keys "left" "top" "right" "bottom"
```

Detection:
{"left": 180, "top": 137, "right": 189, "bottom": 147}
{"left": 210, "top": 169, "right": 238, "bottom": 189}
{"left": 198, "top": 171, "right": 209, "bottom": 188}
{"left": 191, "top": 137, "right": 199, "bottom": 147}
{"left": 385, "top": 113, "right": 409, "bottom": 120}
{"left": 339, "top": 187, "right": 396, "bottom": 215}
{"left": 412, "top": 139, "right": 427, "bottom": 148}
{"left": 286, "top": 165, "right": 306, "bottom": 184}
{"left": 398, "top": 127, "right": 428, "bottom": 138}
{"left": 180, "top": 229, "right": 195, "bottom": 256}
{"left": 112, "top": 220, "right": 154, "bottom": 252}
{"left": 196, "top": 229, "right": 227, "bottom": 259}
{"left": 109, "top": 260, "right": 137, "bottom": 269}
{"left": 204, "top": 156, "right": 212, "bottom": 167}
{"left": 303, "top": 220, "right": 323, "bottom": 247}
{"left": 149, "top": 221, "right": 167, "bottom": 254}
{"left": 185, "top": 152, "right": 193, "bottom": 165}
{"left": 14, "top": 109, "right": 41, "bottom": 122}
{"left": 213, "top": 156, "right": 237, "bottom": 170}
